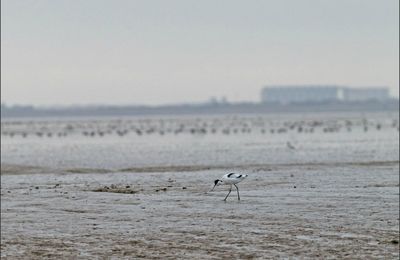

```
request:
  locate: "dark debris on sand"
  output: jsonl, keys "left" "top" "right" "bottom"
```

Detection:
{"left": 92, "top": 185, "right": 139, "bottom": 194}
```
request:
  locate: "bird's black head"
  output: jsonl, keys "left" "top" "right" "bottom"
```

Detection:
{"left": 210, "top": 179, "right": 222, "bottom": 192}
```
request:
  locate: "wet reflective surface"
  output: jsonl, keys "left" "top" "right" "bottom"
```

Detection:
{"left": 1, "top": 112, "right": 399, "bottom": 258}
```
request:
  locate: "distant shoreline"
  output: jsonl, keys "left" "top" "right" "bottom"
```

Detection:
{"left": 2, "top": 160, "right": 399, "bottom": 176}
{"left": 2, "top": 100, "right": 399, "bottom": 118}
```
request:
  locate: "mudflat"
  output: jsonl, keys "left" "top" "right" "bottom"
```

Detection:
{"left": 2, "top": 113, "right": 399, "bottom": 258}
{"left": 1, "top": 162, "right": 399, "bottom": 259}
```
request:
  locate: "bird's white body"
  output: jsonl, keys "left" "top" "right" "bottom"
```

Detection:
{"left": 211, "top": 173, "right": 248, "bottom": 201}
{"left": 220, "top": 173, "right": 248, "bottom": 185}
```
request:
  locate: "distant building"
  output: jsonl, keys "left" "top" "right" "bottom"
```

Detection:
{"left": 342, "top": 87, "right": 389, "bottom": 101}
{"left": 261, "top": 85, "right": 390, "bottom": 104}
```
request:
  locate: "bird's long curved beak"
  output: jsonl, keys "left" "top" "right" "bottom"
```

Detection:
{"left": 209, "top": 184, "right": 217, "bottom": 192}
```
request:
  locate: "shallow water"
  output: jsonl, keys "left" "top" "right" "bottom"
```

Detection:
{"left": 2, "top": 112, "right": 399, "bottom": 172}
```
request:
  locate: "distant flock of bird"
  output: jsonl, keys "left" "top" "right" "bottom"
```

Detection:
{"left": 1, "top": 116, "right": 399, "bottom": 138}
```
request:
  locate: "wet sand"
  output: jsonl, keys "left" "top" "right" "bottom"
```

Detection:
{"left": 1, "top": 162, "right": 399, "bottom": 259}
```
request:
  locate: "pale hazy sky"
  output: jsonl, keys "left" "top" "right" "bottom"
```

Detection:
{"left": 1, "top": 0, "right": 399, "bottom": 106}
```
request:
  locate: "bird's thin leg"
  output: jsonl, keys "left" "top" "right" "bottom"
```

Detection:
{"left": 234, "top": 184, "right": 240, "bottom": 200}
{"left": 224, "top": 185, "right": 232, "bottom": 201}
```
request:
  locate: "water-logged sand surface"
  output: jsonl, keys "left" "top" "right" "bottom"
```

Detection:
{"left": 1, "top": 162, "right": 399, "bottom": 259}
{"left": 2, "top": 113, "right": 399, "bottom": 258}
{"left": 2, "top": 113, "right": 399, "bottom": 170}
